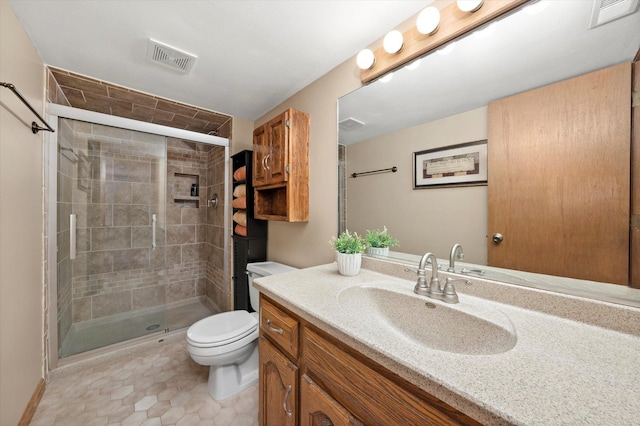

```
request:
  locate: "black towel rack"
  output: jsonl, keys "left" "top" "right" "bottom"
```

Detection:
{"left": 351, "top": 166, "right": 397, "bottom": 178}
{"left": 1, "top": 82, "right": 55, "bottom": 134}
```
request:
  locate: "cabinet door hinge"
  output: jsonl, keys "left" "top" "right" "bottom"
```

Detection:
{"left": 286, "top": 119, "right": 290, "bottom": 128}
{"left": 633, "top": 91, "right": 640, "bottom": 108}
{"left": 285, "top": 164, "right": 290, "bottom": 174}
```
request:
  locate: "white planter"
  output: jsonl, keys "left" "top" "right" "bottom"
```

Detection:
{"left": 335, "top": 252, "right": 362, "bottom": 276}
{"left": 366, "top": 247, "right": 389, "bottom": 257}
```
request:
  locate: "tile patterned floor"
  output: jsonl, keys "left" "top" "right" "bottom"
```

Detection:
{"left": 31, "top": 337, "right": 258, "bottom": 426}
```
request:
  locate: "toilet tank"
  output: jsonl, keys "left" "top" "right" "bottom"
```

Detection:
{"left": 246, "top": 261, "right": 298, "bottom": 311}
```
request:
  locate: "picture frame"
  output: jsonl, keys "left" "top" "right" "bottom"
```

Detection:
{"left": 413, "top": 140, "right": 487, "bottom": 189}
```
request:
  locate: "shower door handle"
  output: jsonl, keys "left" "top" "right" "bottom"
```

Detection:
{"left": 152, "top": 214, "right": 157, "bottom": 250}
{"left": 69, "top": 214, "right": 77, "bottom": 260}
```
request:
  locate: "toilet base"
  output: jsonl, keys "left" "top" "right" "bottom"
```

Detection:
{"left": 207, "top": 343, "right": 259, "bottom": 401}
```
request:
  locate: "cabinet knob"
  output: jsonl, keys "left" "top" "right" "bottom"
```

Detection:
{"left": 492, "top": 233, "right": 504, "bottom": 244}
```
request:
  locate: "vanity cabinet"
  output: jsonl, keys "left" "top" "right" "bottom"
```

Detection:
{"left": 258, "top": 296, "right": 480, "bottom": 426}
{"left": 259, "top": 337, "right": 297, "bottom": 426}
{"left": 253, "top": 108, "right": 309, "bottom": 222}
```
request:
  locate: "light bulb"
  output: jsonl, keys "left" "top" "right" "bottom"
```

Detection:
{"left": 416, "top": 7, "right": 440, "bottom": 35}
{"left": 383, "top": 30, "right": 403, "bottom": 54}
{"left": 356, "top": 49, "right": 375, "bottom": 70}
{"left": 457, "top": 0, "right": 484, "bottom": 12}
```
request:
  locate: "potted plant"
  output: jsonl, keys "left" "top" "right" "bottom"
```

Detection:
{"left": 365, "top": 226, "right": 399, "bottom": 257}
{"left": 330, "top": 230, "right": 367, "bottom": 276}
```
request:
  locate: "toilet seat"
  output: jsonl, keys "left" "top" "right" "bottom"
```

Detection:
{"left": 187, "top": 311, "right": 258, "bottom": 348}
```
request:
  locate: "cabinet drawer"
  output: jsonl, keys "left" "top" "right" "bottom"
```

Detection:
{"left": 302, "top": 327, "right": 481, "bottom": 426}
{"left": 300, "top": 374, "right": 362, "bottom": 426}
{"left": 260, "top": 298, "right": 299, "bottom": 359}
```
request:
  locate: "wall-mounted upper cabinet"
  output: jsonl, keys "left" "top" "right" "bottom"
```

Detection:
{"left": 253, "top": 108, "right": 309, "bottom": 222}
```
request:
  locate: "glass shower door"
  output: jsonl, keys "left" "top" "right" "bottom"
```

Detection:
{"left": 57, "top": 118, "right": 167, "bottom": 358}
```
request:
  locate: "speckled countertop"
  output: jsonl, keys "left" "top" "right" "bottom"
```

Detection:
{"left": 253, "top": 260, "right": 640, "bottom": 426}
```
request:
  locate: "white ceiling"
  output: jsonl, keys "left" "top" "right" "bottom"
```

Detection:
{"left": 7, "top": 0, "right": 430, "bottom": 120}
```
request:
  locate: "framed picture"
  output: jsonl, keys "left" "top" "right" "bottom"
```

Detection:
{"left": 413, "top": 140, "right": 487, "bottom": 189}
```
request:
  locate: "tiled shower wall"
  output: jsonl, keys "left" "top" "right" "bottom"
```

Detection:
{"left": 56, "top": 122, "right": 228, "bottom": 349}
{"left": 166, "top": 138, "right": 227, "bottom": 312}
{"left": 64, "top": 121, "right": 167, "bottom": 337}
{"left": 206, "top": 146, "right": 228, "bottom": 310}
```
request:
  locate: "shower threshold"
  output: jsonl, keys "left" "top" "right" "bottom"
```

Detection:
{"left": 59, "top": 297, "right": 215, "bottom": 358}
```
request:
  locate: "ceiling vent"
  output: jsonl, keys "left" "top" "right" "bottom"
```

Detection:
{"left": 339, "top": 117, "right": 365, "bottom": 131}
{"left": 147, "top": 39, "right": 197, "bottom": 74}
{"left": 590, "top": 0, "right": 640, "bottom": 28}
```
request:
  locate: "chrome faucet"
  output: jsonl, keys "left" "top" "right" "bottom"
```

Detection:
{"left": 447, "top": 243, "right": 464, "bottom": 272}
{"left": 415, "top": 252, "right": 440, "bottom": 295}
{"left": 413, "top": 252, "right": 469, "bottom": 304}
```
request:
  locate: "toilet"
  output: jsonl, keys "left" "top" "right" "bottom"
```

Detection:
{"left": 186, "top": 261, "right": 298, "bottom": 401}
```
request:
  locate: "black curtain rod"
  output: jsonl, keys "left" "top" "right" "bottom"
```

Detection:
{"left": 351, "top": 166, "right": 397, "bottom": 178}
{"left": 1, "top": 82, "right": 55, "bottom": 134}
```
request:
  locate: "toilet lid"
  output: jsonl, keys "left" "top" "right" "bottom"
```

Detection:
{"left": 187, "top": 311, "right": 258, "bottom": 345}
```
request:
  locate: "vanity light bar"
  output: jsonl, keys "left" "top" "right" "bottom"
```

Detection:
{"left": 357, "top": 0, "right": 530, "bottom": 83}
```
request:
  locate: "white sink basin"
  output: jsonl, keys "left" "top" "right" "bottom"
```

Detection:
{"left": 338, "top": 283, "right": 517, "bottom": 355}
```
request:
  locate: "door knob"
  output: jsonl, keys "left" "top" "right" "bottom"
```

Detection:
{"left": 492, "top": 233, "right": 504, "bottom": 244}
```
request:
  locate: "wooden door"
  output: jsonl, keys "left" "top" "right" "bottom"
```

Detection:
{"left": 267, "top": 111, "right": 289, "bottom": 184}
{"left": 259, "top": 337, "right": 297, "bottom": 426}
{"left": 300, "top": 374, "right": 362, "bottom": 426}
{"left": 253, "top": 123, "right": 269, "bottom": 187}
{"left": 488, "top": 62, "right": 631, "bottom": 285}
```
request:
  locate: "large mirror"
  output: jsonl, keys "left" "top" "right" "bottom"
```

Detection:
{"left": 338, "top": 0, "right": 640, "bottom": 306}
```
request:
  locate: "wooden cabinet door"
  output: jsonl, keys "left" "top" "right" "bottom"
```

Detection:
{"left": 488, "top": 62, "right": 631, "bottom": 285}
{"left": 259, "top": 336, "right": 297, "bottom": 426}
{"left": 300, "top": 374, "right": 362, "bottom": 426}
{"left": 267, "top": 111, "right": 289, "bottom": 184}
{"left": 253, "top": 123, "right": 269, "bottom": 187}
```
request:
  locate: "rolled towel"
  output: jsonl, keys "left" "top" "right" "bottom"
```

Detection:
{"left": 233, "top": 166, "right": 247, "bottom": 182}
{"left": 234, "top": 224, "right": 247, "bottom": 236}
{"left": 232, "top": 196, "right": 247, "bottom": 209}
{"left": 232, "top": 210, "right": 247, "bottom": 227}
{"left": 233, "top": 184, "right": 246, "bottom": 198}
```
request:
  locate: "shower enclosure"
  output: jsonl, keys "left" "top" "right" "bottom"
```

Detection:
{"left": 49, "top": 105, "right": 229, "bottom": 363}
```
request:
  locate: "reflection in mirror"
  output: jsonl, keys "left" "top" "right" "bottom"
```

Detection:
{"left": 338, "top": 0, "right": 640, "bottom": 306}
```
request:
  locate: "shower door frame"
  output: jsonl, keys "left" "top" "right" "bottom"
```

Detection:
{"left": 47, "top": 103, "right": 230, "bottom": 369}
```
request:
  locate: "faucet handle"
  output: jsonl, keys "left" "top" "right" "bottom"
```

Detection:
{"left": 441, "top": 277, "right": 470, "bottom": 304}
{"left": 444, "top": 277, "right": 471, "bottom": 293}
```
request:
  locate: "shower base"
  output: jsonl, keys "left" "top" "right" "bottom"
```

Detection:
{"left": 59, "top": 297, "right": 216, "bottom": 358}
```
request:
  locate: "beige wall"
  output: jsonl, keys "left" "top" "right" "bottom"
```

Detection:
{"left": 346, "top": 107, "right": 489, "bottom": 264}
{"left": 255, "top": 61, "right": 362, "bottom": 268}
{"left": 0, "top": 0, "right": 45, "bottom": 422}
{"left": 231, "top": 117, "right": 254, "bottom": 155}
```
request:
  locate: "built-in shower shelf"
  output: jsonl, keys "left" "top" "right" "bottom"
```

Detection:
{"left": 172, "top": 172, "right": 200, "bottom": 208}
{"left": 173, "top": 197, "right": 199, "bottom": 208}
